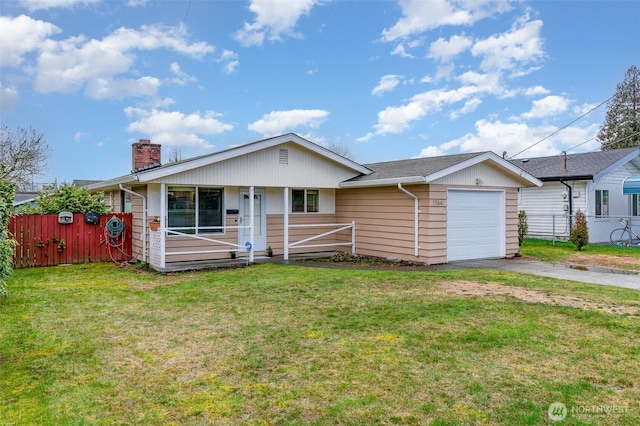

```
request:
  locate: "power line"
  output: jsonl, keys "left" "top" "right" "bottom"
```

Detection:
{"left": 509, "top": 95, "right": 613, "bottom": 160}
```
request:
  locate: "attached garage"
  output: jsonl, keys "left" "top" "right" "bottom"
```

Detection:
{"left": 339, "top": 151, "right": 541, "bottom": 265}
{"left": 447, "top": 190, "right": 505, "bottom": 261}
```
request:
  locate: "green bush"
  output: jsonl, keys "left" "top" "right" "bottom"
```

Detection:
{"left": 16, "top": 182, "right": 110, "bottom": 215}
{"left": 570, "top": 209, "right": 589, "bottom": 251}
{"left": 518, "top": 210, "right": 528, "bottom": 247}
{"left": 0, "top": 165, "right": 17, "bottom": 297}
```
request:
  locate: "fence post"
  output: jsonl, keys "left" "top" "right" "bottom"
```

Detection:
{"left": 552, "top": 215, "right": 556, "bottom": 246}
{"left": 351, "top": 221, "right": 356, "bottom": 254}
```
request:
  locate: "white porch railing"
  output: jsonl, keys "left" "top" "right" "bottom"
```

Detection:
{"left": 285, "top": 221, "right": 355, "bottom": 260}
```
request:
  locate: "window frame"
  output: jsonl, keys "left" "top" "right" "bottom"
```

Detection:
{"left": 167, "top": 186, "right": 224, "bottom": 235}
{"left": 291, "top": 188, "right": 320, "bottom": 213}
{"left": 595, "top": 189, "right": 609, "bottom": 218}
{"left": 632, "top": 194, "right": 640, "bottom": 217}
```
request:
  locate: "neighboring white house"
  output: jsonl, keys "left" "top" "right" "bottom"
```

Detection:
{"left": 512, "top": 148, "right": 640, "bottom": 242}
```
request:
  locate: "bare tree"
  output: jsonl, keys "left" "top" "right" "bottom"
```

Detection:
{"left": 327, "top": 143, "right": 355, "bottom": 160}
{"left": 598, "top": 65, "right": 640, "bottom": 150}
{"left": 0, "top": 125, "right": 50, "bottom": 187}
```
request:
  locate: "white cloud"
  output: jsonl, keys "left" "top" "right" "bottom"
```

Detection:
{"left": 125, "top": 107, "right": 233, "bottom": 149}
{"left": 416, "top": 145, "right": 447, "bottom": 158}
{"left": 218, "top": 50, "right": 239, "bottom": 74}
{"left": 85, "top": 76, "right": 161, "bottom": 100}
{"left": 428, "top": 34, "right": 473, "bottom": 63}
{"left": 450, "top": 97, "right": 481, "bottom": 119}
{"left": 372, "top": 75, "right": 402, "bottom": 96}
{"left": 32, "top": 24, "right": 214, "bottom": 99}
{"left": 168, "top": 62, "right": 197, "bottom": 86}
{"left": 382, "top": 0, "right": 511, "bottom": 42}
{"left": 471, "top": 15, "right": 544, "bottom": 73}
{"left": 523, "top": 85, "right": 550, "bottom": 96}
{"left": 391, "top": 43, "right": 414, "bottom": 58}
{"left": 359, "top": 82, "right": 495, "bottom": 141}
{"left": 248, "top": 109, "right": 329, "bottom": 137}
{"left": 419, "top": 119, "right": 600, "bottom": 160}
{"left": 521, "top": 95, "right": 569, "bottom": 119}
{"left": 0, "top": 15, "right": 61, "bottom": 68}
{"left": 0, "top": 84, "right": 20, "bottom": 112}
{"left": 20, "top": 0, "right": 99, "bottom": 11}
{"left": 234, "top": 0, "right": 322, "bottom": 47}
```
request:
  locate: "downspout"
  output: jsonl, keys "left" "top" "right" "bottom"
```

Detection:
{"left": 119, "top": 184, "right": 147, "bottom": 263}
{"left": 397, "top": 183, "right": 419, "bottom": 257}
{"left": 560, "top": 180, "right": 573, "bottom": 229}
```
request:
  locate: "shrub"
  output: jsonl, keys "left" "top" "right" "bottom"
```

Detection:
{"left": 570, "top": 209, "right": 589, "bottom": 251}
{"left": 0, "top": 165, "right": 16, "bottom": 297}
{"left": 518, "top": 210, "right": 528, "bottom": 247}
{"left": 16, "top": 182, "right": 110, "bottom": 215}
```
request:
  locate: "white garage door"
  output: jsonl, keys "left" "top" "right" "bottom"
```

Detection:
{"left": 447, "top": 190, "right": 504, "bottom": 262}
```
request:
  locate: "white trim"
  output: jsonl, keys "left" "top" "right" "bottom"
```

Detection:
{"left": 426, "top": 152, "right": 541, "bottom": 186}
{"left": 284, "top": 186, "right": 289, "bottom": 260}
{"left": 136, "top": 133, "right": 372, "bottom": 182}
{"left": 340, "top": 176, "right": 426, "bottom": 188}
{"left": 447, "top": 188, "right": 506, "bottom": 261}
{"left": 397, "top": 183, "right": 419, "bottom": 257}
{"left": 119, "top": 184, "right": 146, "bottom": 263}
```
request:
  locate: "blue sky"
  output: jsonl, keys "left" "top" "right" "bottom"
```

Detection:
{"left": 1, "top": 0, "right": 639, "bottom": 184}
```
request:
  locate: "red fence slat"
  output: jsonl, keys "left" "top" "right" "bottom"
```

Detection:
{"left": 8, "top": 213, "right": 134, "bottom": 268}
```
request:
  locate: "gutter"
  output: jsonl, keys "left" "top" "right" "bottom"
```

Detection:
{"left": 397, "top": 183, "right": 419, "bottom": 257}
{"left": 560, "top": 180, "right": 573, "bottom": 229}
{"left": 119, "top": 184, "right": 147, "bottom": 263}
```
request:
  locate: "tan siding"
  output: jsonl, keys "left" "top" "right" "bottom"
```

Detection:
{"left": 505, "top": 188, "right": 519, "bottom": 257}
{"left": 336, "top": 185, "right": 436, "bottom": 263}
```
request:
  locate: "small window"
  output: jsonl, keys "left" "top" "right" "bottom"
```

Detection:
{"left": 595, "top": 189, "right": 609, "bottom": 218}
{"left": 292, "top": 189, "right": 319, "bottom": 213}
{"left": 121, "top": 191, "right": 132, "bottom": 213}
{"left": 633, "top": 194, "right": 640, "bottom": 216}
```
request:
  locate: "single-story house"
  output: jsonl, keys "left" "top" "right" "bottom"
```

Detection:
{"left": 88, "top": 133, "right": 541, "bottom": 271}
{"left": 511, "top": 147, "right": 640, "bottom": 242}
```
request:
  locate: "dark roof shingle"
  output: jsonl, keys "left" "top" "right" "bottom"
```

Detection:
{"left": 509, "top": 148, "right": 639, "bottom": 181}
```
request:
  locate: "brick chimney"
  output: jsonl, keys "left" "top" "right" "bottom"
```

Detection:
{"left": 132, "top": 139, "right": 161, "bottom": 172}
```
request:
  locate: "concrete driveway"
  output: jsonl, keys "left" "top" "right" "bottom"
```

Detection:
{"left": 443, "top": 258, "right": 640, "bottom": 290}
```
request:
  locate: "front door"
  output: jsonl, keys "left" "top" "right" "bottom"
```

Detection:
{"left": 238, "top": 189, "right": 266, "bottom": 252}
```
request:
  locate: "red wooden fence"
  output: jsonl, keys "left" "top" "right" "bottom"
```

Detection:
{"left": 8, "top": 213, "right": 133, "bottom": 268}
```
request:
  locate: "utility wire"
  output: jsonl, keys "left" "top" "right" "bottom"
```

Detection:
{"left": 509, "top": 95, "right": 614, "bottom": 160}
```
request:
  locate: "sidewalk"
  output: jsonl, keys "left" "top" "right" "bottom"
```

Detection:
{"left": 443, "top": 258, "right": 640, "bottom": 290}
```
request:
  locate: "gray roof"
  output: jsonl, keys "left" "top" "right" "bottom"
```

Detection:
{"left": 510, "top": 147, "right": 640, "bottom": 181}
{"left": 344, "top": 152, "right": 485, "bottom": 183}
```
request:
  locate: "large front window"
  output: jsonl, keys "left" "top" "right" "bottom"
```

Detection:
{"left": 292, "top": 189, "right": 319, "bottom": 213}
{"left": 168, "top": 186, "right": 223, "bottom": 233}
{"left": 595, "top": 189, "right": 609, "bottom": 218}
{"left": 633, "top": 194, "right": 640, "bottom": 216}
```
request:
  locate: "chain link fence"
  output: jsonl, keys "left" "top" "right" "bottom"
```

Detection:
{"left": 523, "top": 214, "right": 640, "bottom": 247}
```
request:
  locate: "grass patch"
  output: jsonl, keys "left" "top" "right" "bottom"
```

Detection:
{"left": 521, "top": 238, "right": 640, "bottom": 269}
{"left": 1, "top": 263, "right": 639, "bottom": 425}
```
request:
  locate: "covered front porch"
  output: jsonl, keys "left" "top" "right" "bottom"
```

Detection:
{"left": 147, "top": 185, "right": 355, "bottom": 272}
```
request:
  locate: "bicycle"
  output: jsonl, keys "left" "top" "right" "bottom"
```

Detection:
{"left": 609, "top": 218, "right": 640, "bottom": 246}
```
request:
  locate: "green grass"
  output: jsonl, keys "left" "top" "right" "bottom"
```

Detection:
{"left": 1, "top": 263, "right": 639, "bottom": 425}
{"left": 521, "top": 238, "right": 640, "bottom": 264}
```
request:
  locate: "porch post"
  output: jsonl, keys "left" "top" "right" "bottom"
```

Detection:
{"left": 249, "top": 186, "right": 255, "bottom": 262}
{"left": 160, "top": 183, "right": 166, "bottom": 269}
{"left": 284, "top": 187, "right": 289, "bottom": 260}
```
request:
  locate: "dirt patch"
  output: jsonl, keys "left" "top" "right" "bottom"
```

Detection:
{"left": 561, "top": 253, "right": 640, "bottom": 272}
{"left": 439, "top": 280, "right": 639, "bottom": 316}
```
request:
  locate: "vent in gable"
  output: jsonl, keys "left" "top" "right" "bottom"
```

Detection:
{"left": 279, "top": 148, "right": 289, "bottom": 165}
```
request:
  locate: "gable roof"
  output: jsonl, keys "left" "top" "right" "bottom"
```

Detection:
{"left": 341, "top": 151, "right": 541, "bottom": 188}
{"left": 88, "top": 133, "right": 371, "bottom": 190}
{"left": 510, "top": 147, "right": 640, "bottom": 182}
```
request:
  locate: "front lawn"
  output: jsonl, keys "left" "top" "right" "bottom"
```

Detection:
{"left": 521, "top": 238, "right": 640, "bottom": 271}
{"left": 1, "top": 263, "right": 639, "bottom": 425}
